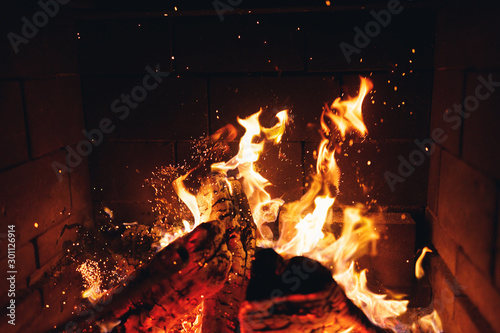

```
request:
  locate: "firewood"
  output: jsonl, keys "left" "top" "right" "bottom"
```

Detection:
{"left": 64, "top": 219, "right": 232, "bottom": 332}
{"left": 239, "top": 249, "right": 384, "bottom": 333}
{"left": 197, "top": 175, "right": 256, "bottom": 333}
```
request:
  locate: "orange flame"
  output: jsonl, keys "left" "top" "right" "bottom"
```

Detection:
{"left": 322, "top": 76, "right": 372, "bottom": 139}
{"left": 212, "top": 109, "right": 289, "bottom": 245}
{"left": 415, "top": 247, "right": 432, "bottom": 279}
{"left": 144, "top": 76, "right": 442, "bottom": 332}
{"left": 172, "top": 174, "right": 201, "bottom": 228}
{"left": 77, "top": 259, "right": 105, "bottom": 302}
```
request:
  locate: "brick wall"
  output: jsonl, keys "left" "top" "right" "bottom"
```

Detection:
{"left": 78, "top": 4, "right": 435, "bottom": 222}
{"left": 427, "top": 0, "right": 500, "bottom": 332}
{"left": 0, "top": 1, "right": 92, "bottom": 331}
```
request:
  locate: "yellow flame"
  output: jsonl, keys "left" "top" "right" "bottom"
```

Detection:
{"left": 417, "top": 310, "right": 443, "bottom": 332}
{"left": 322, "top": 76, "right": 372, "bottom": 139}
{"left": 212, "top": 109, "right": 289, "bottom": 245}
{"left": 159, "top": 220, "right": 193, "bottom": 249}
{"left": 157, "top": 76, "right": 442, "bottom": 332}
{"left": 415, "top": 247, "right": 432, "bottom": 279}
{"left": 77, "top": 259, "right": 105, "bottom": 302}
{"left": 173, "top": 174, "right": 201, "bottom": 228}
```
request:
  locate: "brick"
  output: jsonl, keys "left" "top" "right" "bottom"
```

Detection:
{"left": 426, "top": 145, "right": 441, "bottom": 215}
{"left": 428, "top": 208, "right": 457, "bottom": 275}
{"left": 172, "top": 14, "right": 304, "bottom": 72}
{"left": 342, "top": 72, "right": 433, "bottom": 140}
{"left": 81, "top": 76, "right": 208, "bottom": 141}
{"left": 0, "top": 152, "right": 71, "bottom": 259}
{"left": 456, "top": 249, "right": 500, "bottom": 333}
{"left": 304, "top": 141, "right": 428, "bottom": 207}
{"left": 37, "top": 213, "right": 87, "bottom": 267}
{"left": 0, "top": 81, "right": 29, "bottom": 169}
{"left": 68, "top": 152, "right": 92, "bottom": 214}
{"left": 367, "top": 213, "right": 416, "bottom": 290}
{"left": 257, "top": 142, "right": 304, "bottom": 203}
{"left": 452, "top": 297, "right": 491, "bottom": 333}
{"left": 430, "top": 70, "right": 464, "bottom": 156}
{"left": 462, "top": 72, "right": 500, "bottom": 180}
{"left": 24, "top": 76, "right": 84, "bottom": 158}
{"left": 0, "top": 289, "right": 42, "bottom": 333}
{"left": 331, "top": 212, "right": 416, "bottom": 291}
{"left": 0, "top": 5, "right": 78, "bottom": 78}
{"left": 307, "top": 9, "right": 435, "bottom": 71}
{"left": 209, "top": 76, "right": 341, "bottom": 142}
{"left": 77, "top": 18, "right": 171, "bottom": 75}
{"left": 89, "top": 141, "right": 175, "bottom": 203}
{"left": 429, "top": 257, "right": 457, "bottom": 333}
{"left": 437, "top": 151, "right": 496, "bottom": 276}
{"left": 28, "top": 262, "right": 84, "bottom": 332}
{"left": 435, "top": 2, "right": 500, "bottom": 70}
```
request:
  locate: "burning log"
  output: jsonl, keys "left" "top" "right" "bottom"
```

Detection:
{"left": 238, "top": 249, "right": 384, "bottom": 333}
{"left": 196, "top": 175, "right": 256, "bottom": 333}
{"left": 64, "top": 174, "right": 255, "bottom": 333}
{"left": 68, "top": 219, "right": 231, "bottom": 332}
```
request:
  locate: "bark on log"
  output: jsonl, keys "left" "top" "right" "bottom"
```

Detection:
{"left": 64, "top": 174, "right": 254, "bottom": 333}
{"left": 197, "top": 175, "right": 256, "bottom": 333}
{"left": 65, "top": 219, "right": 231, "bottom": 333}
{"left": 239, "top": 249, "right": 383, "bottom": 333}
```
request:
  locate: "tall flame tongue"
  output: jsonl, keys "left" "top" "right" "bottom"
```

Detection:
{"left": 212, "top": 108, "right": 289, "bottom": 246}
{"left": 102, "top": 76, "right": 443, "bottom": 332}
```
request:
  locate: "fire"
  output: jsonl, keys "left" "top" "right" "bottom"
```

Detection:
{"left": 415, "top": 247, "right": 432, "bottom": 279}
{"left": 173, "top": 174, "right": 201, "bottom": 228}
{"left": 79, "top": 76, "right": 443, "bottom": 332}
{"left": 212, "top": 108, "right": 289, "bottom": 246}
{"left": 205, "top": 76, "right": 442, "bottom": 332}
{"left": 77, "top": 259, "right": 105, "bottom": 302}
{"left": 322, "top": 77, "right": 372, "bottom": 139}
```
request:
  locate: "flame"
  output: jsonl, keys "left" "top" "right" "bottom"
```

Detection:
{"left": 77, "top": 259, "right": 105, "bottom": 302}
{"left": 111, "top": 76, "right": 442, "bottom": 332}
{"left": 417, "top": 310, "right": 443, "bottom": 332}
{"left": 182, "top": 302, "right": 204, "bottom": 333}
{"left": 212, "top": 109, "right": 289, "bottom": 245}
{"left": 159, "top": 219, "right": 193, "bottom": 249}
{"left": 415, "top": 247, "right": 432, "bottom": 279}
{"left": 322, "top": 77, "right": 372, "bottom": 139}
{"left": 173, "top": 174, "right": 201, "bottom": 228}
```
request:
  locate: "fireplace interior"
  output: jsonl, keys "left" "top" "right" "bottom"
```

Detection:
{"left": 0, "top": 0, "right": 499, "bottom": 332}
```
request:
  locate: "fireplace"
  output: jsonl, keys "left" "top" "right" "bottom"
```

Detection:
{"left": 0, "top": 0, "right": 499, "bottom": 332}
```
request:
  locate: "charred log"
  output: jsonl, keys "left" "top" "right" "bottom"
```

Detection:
{"left": 63, "top": 219, "right": 231, "bottom": 332}
{"left": 197, "top": 175, "right": 256, "bottom": 333}
{"left": 63, "top": 174, "right": 255, "bottom": 333}
{"left": 239, "top": 249, "right": 383, "bottom": 333}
